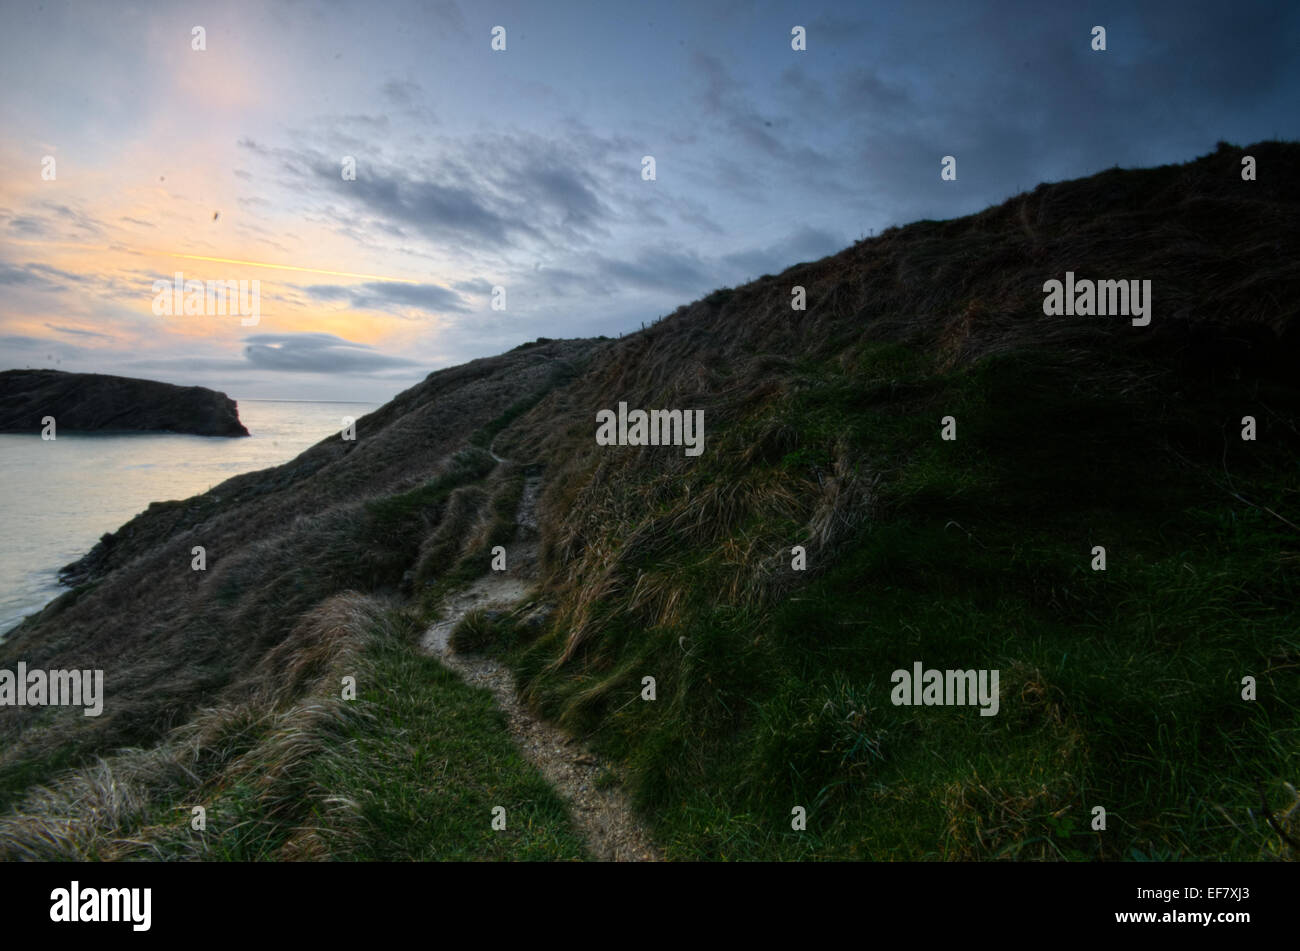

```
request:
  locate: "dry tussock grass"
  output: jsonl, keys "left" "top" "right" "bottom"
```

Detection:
{"left": 0, "top": 593, "right": 384, "bottom": 861}
{"left": 543, "top": 434, "right": 872, "bottom": 666}
{"left": 942, "top": 771, "right": 1081, "bottom": 861}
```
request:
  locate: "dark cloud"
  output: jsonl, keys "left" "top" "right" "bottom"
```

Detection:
{"left": 42, "top": 202, "right": 104, "bottom": 236}
{"left": 722, "top": 226, "right": 847, "bottom": 279}
{"left": 351, "top": 281, "right": 469, "bottom": 313}
{"left": 381, "top": 80, "right": 422, "bottom": 106}
{"left": 44, "top": 323, "right": 114, "bottom": 341}
{"left": 451, "top": 278, "right": 494, "bottom": 295}
{"left": 319, "top": 161, "right": 520, "bottom": 246}
{"left": 675, "top": 203, "right": 725, "bottom": 235}
{"left": 431, "top": 0, "right": 467, "bottom": 36}
{"left": 243, "top": 332, "right": 424, "bottom": 374}
{"left": 592, "top": 248, "right": 713, "bottom": 296}
{"left": 520, "top": 265, "right": 590, "bottom": 298}
{"left": 303, "top": 284, "right": 351, "bottom": 302}
{"left": 303, "top": 281, "right": 469, "bottom": 314}
{"left": 0, "top": 262, "right": 89, "bottom": 291}
{"left": 239, "top": 130, "right": 618, "bottom": 254}
{"left": 834, "top": 67, "right": 915, "bottom": 119}
{"left": 0, "top": 264, "right": 51, "bottom": 287}
{"left": 517, "top": 164, "right": 605, "bottom": 229}
{"left": 690, "top": 51, "right": 837, "bottom": 173}
{"left": 804, "top": 12, "right": 872, "bottom": 43}
{"left": 1, "top": 202, "right": 105, "bottom": 242}
{"left": 6, "top": 216, "right": 46, "bottom": 236}
{"left": 28, "top": 263, "right": 91, "bottom": 284}
{"left": 331, "top": 113, "right": 391, "bottom": 131}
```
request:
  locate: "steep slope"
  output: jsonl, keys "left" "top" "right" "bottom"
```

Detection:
{"left": 1, "top": 142, "right": 1297, "bottom": 860}
{"left": 490, "top": 141, "right": 1300, "bottom": 859}
{"left": 0, "top": 369, "right": 249, "bottom": 436}
{"left": 1, "top": 339, "right": 596, "bottom": 767}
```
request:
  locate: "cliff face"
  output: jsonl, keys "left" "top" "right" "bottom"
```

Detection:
{"left": 0, "top": 369, "right": 249, "bottom": 437}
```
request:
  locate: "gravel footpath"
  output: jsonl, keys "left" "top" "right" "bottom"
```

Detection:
{"left": 421, "top": 473, "right": 661, "bottom": 862}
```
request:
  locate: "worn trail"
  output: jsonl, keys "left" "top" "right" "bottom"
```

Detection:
{"left": 420, "top": 459, "right": 661, "bottom": 862}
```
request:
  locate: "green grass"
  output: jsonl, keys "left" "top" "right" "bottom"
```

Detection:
{"left": 1, "top": 600, "right": 586, "bottom": 862}
{"left": 178, "top": 606, "right": 586, "bottom": 861}
{"left": 299, "top": 614, "right": 586, "bottom": 861}
{"left": 492, "top": 342, "right": 1300, "bottom": 860}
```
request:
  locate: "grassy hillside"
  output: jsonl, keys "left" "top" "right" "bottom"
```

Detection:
{"left": 498, "top": 339, "right": 1299, "bottom": 859}
{"left": 0, "top": 594, "right": 587, "bottom": 860}
{"left": 2, "top": 141, "right": 1297, "bottom": 860}
{"left": 482, "top": 139, "right": 1300, "bottom": 860}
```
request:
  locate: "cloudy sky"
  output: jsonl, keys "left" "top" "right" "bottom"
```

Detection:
{"left": 1, "top": 0, "right": 1296, "bottom": 401}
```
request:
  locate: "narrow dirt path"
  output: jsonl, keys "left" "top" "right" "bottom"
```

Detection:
{"left": 420, "top": 460, "right": 661, "bottom": 862}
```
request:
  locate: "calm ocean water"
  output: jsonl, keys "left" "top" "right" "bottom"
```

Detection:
{"left": 0, "top": 400, "right": 375, "bottom": 637}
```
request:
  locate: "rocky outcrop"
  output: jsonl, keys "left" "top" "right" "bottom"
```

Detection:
{"left": 0, "top": 369, "right": 248, "bottom": 437}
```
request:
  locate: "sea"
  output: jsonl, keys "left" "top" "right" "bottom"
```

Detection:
{"left": 0, "top": 400, "right": 375, "bottom": 638}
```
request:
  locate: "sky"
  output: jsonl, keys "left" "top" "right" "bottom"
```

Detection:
{"left": 1, "top": 0, "right": 1297, "bottom": 402}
